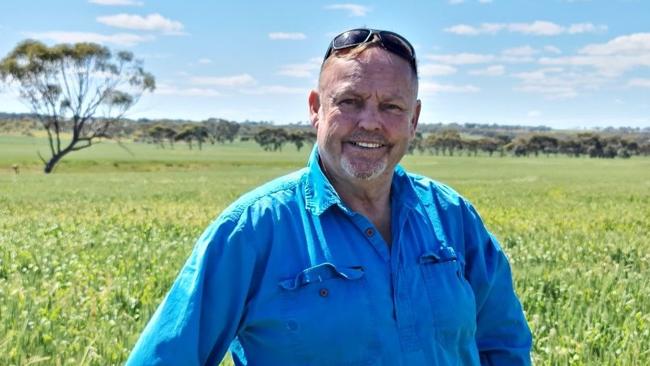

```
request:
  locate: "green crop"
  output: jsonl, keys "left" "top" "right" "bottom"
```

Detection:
{"left": 1, "top": 136, "right": 649, "bottom": 365}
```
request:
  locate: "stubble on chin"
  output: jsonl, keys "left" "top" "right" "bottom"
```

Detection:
{"left": 340, "top": 155, "right": 387, "bottom": 181}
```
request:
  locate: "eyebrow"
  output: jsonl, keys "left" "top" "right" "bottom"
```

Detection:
{"left": 329, "top": 87, "right": 407, "bottom": 103}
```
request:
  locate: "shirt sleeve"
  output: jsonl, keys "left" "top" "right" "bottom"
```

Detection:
{"left": 460, "top": 201, "right": 533, "bottom": 366}
{"left": 125, "top": 215, "right": 258, "bottom": 365}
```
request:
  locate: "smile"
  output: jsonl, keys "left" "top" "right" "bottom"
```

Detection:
{"left": 349, "top": 141, "right": 385, "bottom": 149}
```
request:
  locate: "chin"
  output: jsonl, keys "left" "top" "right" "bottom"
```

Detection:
{"left": 340, "top": 156, "right": 388, "bottom": 181}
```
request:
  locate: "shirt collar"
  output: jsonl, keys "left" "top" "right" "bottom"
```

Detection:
{"left": 304, "top": 145, "right": 343, "bottom": 216}
{"left": 304, "top": 145, "right": 420, "bottom": 216}
{"left": 390, "top": 163, "right": 420, "bottom": 211}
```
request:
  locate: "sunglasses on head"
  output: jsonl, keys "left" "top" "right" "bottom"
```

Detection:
{"left": 323, "top": 28, "right": 417, "bottom": 74}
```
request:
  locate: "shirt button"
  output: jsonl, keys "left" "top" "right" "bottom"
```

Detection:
{"left": 365, "top": 228, "right": 374, "bottom": 237}
{"left": 319, "top": 288, "right": 329, "bottom": 297}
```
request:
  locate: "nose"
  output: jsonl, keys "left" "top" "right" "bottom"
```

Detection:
{"left": 356, "top": 103, "right": 382, "bottom": 131}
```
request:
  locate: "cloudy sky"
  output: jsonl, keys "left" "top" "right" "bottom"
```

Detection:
{"left": 0, "top": 0, "right": 649, "bottom": 129}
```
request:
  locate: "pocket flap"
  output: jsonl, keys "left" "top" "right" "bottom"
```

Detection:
{"left": 278, "top": 263, "right": 365, "bottom": 290}
{"left": 419, "top": 246, "right": 457, "bottom": 264}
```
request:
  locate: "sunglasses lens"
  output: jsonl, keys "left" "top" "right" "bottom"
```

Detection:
{"left": 332, "top": 29, "right": 371, "bottom": 49}
{"left": 380, "top": 32, "right": 414, "bottom": 59}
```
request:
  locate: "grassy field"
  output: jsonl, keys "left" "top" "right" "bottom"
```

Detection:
{"left": 1, "top": 135, "right": 649, "bottom": 365}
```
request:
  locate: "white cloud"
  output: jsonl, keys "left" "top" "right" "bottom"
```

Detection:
{"left": 509, "top": 21, "right": 568, "bottom": 36}
{"left": 544, "top": 45, "right": 562, "bottom": 54}
{"left": 197, "top": 58, "right": 212, "bottom": 64}
{"left": 445, "top": 21, "right": 606, "bottom": 36}
{"left": 277, "top": 58, "right": 321, "bottom": 78}
{"left": 88, "top": 0, "right": 143, "bottom": 6}
{"left": 515, "top": 84, "right": 578, "bottom": 99}
{"left": 419, "top": 64, "right": 458, "bottom": 76}
{"left": 468, "top": 65, "right": 505, "bottom": 76}
{"left": 527, "top": 110, "right": 542, "bottom": 117}
{"left": 427, "top": 49, "right": 541, "bottom": 67}
{"left": 444, "top": 24, "right": 482, "bottom": 36}
{"left": 419, "top": 82, "right": 480, "bottom": 94}
{"left": 568, "top": 23, "right": 607, "bottom": 34}
{"left": 539, "top": 55, "right": 650, "bottom": 77}
{"left": 268, "top": 32, "right": 307, "bottom": 40}
{"left": 512, "top": 67, "right": 608, "bottom": 99}
{"left": 324, "top": 4, "right": 371, "bottom": 16}
{"left": 155, "top": 83, "right": 222, "bottom": 97}
{"left": 579, "top": 32, "right": 650, "bottom": 55}
{"left": 499, "top": 46, "right": 538, "bottom": 63}
{"left": 96, "top": 13, "right": 184, "bottom": 34}
{"left": 190, "top": 74, "right": 256, "bottom": 87}
{"left": 536, "top": 33, "right": 650, "bottom": 77}
{"left": 512, "top": 67, "right": 562, "bottom": 82}
{"left": 628, "top": 78, "right": 650, "bottom": 88}
{"left": 502, "top": 45, "right": 538, "bottom": 57}
{"left": 241, "top": 85, "right": 309, "bottom": 95}
{"left": 425, "top": 53, "right": 495, "bottom": 65}
{"left": 25, "top": 31, "right": 154, "bottom": 46}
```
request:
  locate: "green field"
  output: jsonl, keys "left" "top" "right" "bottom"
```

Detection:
{"left": 1, "top": 135, "right": 649, "bottom": 365}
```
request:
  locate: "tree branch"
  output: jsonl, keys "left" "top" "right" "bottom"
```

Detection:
{"left": 70, "top": 138, "right": 93, "bottom": 151}
{"left": 36, "top": 150, "right": 47, "bottom": 165}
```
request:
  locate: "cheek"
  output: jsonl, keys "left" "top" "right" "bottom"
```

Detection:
{"left": 385, "top": 117, "right": 413, "bottom": 135}
{"left": 320, "top": 114, "right": 348, "bottom": 136}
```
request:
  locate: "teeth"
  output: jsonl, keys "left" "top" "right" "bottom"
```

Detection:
{"left": 354, "top": 142, "right": 383, "bottom": 148}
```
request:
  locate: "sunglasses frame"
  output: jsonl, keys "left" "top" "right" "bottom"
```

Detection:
{"left": 323, "top": 28, "right": 417, "bottom": 74}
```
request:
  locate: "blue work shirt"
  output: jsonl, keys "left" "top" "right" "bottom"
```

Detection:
{"left": 127, "top": 146, "right": 532, "bottom": 365}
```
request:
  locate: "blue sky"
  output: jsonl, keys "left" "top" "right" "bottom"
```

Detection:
{"left": 1, "top": 0, "right": 649, "bottom": 129}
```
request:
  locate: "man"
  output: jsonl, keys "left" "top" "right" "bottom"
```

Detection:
{"left": 127, "top": 28, "right": 532, "bottom": 365}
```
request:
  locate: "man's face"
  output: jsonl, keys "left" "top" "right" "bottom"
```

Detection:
{"left": 309, "top": 47, "right": 421, "bottom": 184}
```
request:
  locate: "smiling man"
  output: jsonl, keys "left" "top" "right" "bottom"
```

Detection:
{"left": 127, "top": 28, "right": 532, "bottom": 365}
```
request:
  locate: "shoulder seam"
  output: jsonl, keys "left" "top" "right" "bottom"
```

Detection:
{"left": 221, "top": 170, "right": 306, "bottom": 221}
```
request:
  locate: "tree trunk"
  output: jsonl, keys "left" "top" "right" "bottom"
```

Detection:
{"left": 43, "top": 151, "right": 67, "bottom": 174}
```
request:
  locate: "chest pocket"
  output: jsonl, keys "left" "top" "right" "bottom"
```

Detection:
{"left": 277, "top": 262, "right": 380, "bottom": 365}
{"left": 419, "top": 246, "right": 477, "bottom": 334}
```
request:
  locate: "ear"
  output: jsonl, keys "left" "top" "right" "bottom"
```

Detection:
{"left": 410, "top": 99, "right": 421, "bottom": 138}
{"left": 308, "top": 89, "right": 321, "bottom": 128}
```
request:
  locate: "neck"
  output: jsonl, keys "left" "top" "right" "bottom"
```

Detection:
{"left": 333, "top": 175, "right": 392, "bottom": 213}
{"left": 324, "top": 165, "right": 394, "bottom": 245}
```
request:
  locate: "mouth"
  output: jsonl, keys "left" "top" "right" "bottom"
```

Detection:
{"left": 348, "top": 141, "right": 386, "bottom": 149}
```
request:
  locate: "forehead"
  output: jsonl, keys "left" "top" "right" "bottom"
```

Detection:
{"left": 320, "top": 48, "right": 417, "bottom": 98}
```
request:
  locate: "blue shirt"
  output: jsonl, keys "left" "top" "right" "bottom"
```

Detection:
{"left": 127, "top": 146, "right": 532, "bottom": 365}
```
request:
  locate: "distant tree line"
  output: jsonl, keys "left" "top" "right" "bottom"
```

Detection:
{"left": 250, "top": 128, "right": 316, "bottom": 152}
{"left": 140, "top": 122, "right": 649, "bottom": 158}
{"left": 136, "top": 120, "right": 317, "bottom": 152}
{"left": 2, "top": 113, "right": 650, "bottom": 158}
{"left": 408, "top": 130, "right": 650, "bottom": 158}
{"left": 137, "top": 119, "right": 241, "bottom": 150}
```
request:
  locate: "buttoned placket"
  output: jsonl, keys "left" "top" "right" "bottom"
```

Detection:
{"left": 390, "top": 203, "right": 422, "bottom": 353}
{"left": 345, "top": 201, "right": 423, "bottom": 354}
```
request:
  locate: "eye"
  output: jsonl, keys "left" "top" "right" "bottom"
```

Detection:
{"left": 338, "top": 98, "right": 357, "bottom": 106}
{"left": 383, "top": 103, "right": 404, "bottom": 111}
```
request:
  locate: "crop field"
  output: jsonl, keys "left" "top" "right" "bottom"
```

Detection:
{"left": 1, "top": 135, "right": 649, "bottom": 365}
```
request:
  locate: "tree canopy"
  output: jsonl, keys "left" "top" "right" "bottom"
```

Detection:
{"left": 0, "top": 40, "right": 155, "bottom": 173}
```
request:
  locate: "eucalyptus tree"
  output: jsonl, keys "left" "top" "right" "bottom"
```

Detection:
{"left": 0, "top": 40, "right": 155, "bottom": 173}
